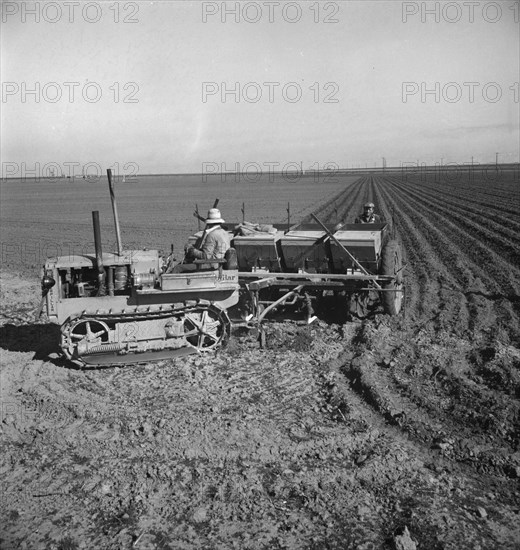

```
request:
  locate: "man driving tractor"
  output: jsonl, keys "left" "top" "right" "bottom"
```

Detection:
{"left": 355, "top": 202, "right": 381, "bottom": 224}
{"left": 186, "top": 208, "right": 231, "bottom": 269}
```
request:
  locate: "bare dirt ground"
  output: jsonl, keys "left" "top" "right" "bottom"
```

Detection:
{"left": 1, "top": 172, "right": 520, "bottom": 549}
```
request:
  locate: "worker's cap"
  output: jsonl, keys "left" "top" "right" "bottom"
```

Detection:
{"left": 364, "top": 202, "right": 375, "bottom": 209}
{"left": 206, "top": 208, "right": 225, "bottom": 224}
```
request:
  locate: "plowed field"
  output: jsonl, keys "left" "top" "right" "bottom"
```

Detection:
{"left": 309, "top": 170, "right": 520, "bottom": 344}
{"left": 1, "top": 170, "right": 519, "bottom": 549}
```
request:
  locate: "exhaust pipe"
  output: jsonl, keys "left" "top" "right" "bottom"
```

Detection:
{"left": 92, "top": 210, "right": 106, "bottom": 296}
{"left": 107, "top": 168, "right": 123, "bottom": 256}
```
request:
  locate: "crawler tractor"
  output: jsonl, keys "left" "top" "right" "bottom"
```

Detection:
{"left": 40, "top": 172, "right": 404, "bottom": 366}
{"left": 40, "top": 171, "right": 239, "bottom": 367}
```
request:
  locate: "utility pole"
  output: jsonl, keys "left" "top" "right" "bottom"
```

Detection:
{"left": 495, "top": 152, "right": 499, "bottom": 171}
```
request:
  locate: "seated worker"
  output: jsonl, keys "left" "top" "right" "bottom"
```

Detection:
{"left": 355, "top": 202, "right": 381, "bottom": 224}
{"left": 185, "top": 208, "right": 231, "bottom": 269}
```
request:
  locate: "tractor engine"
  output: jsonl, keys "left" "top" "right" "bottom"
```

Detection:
{"left": 40, "top": 170, "right": 239, "bottom": 367}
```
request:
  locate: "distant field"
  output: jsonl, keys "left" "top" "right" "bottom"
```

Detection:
{"left": 0, "top": 173, "right": 354, "bottom": 272}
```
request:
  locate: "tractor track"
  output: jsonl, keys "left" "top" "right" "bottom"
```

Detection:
{"left": 373, "top": 175, "right": 472, "bottom": 330}
{"left": 383, "top": 175, "right": 520, "bottom": 341}
{"left": 411, "top": 172, "right": 519, "bottom": 213}
{"left": 307, "top": 173, "right": 520, "bottom": 527}
{"left": 373, "top": 175, "right": 520, "bottom": 342}
{"left": 384, "top": 176, "right": 520, "bottom": 272}
{"left": 395, "top": 178, "right": 520, "bottom": 247}
{"left": 302, "top": 176, "right": 366, "bottom": 224}
{"left": 379, "top": 175, "right": 520, "bottom": 299}
{"left": 335, "top": 176, "right": 367, "bottom": 222}
{"left": 306, "top": 172, "right": 520, "bottom": 473}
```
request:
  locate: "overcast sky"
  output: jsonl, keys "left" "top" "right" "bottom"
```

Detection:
{"left": 1, "top": 0, "right": 519, "bottom": 175}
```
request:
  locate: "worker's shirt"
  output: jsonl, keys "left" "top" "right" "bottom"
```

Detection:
{"left": 192, "top": 225, "right": 231, "bottom": 267}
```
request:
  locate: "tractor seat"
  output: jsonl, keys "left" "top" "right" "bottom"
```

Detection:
{"left": 224, "top": 247, "right": 238, "bottom": 270}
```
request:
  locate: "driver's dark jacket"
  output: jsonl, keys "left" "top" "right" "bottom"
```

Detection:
{"left": 354, "top": 213, "right": 381, "bottom": 224}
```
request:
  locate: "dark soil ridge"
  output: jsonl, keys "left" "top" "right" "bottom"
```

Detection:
{"left": 323, "top": 318, "right": 520, "bottom": 480}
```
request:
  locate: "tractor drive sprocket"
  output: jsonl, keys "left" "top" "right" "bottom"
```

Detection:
{"left": 184, "top": 305, "right": 231, "bottom": 350}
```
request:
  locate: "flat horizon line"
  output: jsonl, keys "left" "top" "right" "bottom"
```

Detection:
{"left": 1, "top": 162, "right": 519, "bottom": 180}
